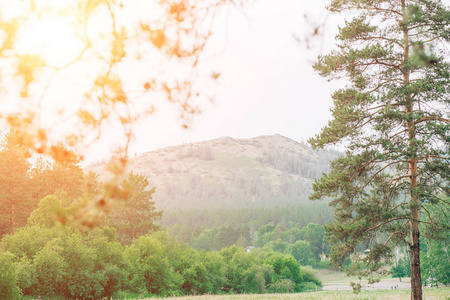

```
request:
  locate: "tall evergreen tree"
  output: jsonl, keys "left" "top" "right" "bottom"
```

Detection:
{"left": 104, "top": 172, "right": 162, "bottom": 244}
{"left": 0, "top": 131, "right": 33, "bottom": 238}
{"left": 309, "top": 1, "right": 450, "bottom": 299}
{"left": 30, "top": 146, "right": 85, "bottom": 202}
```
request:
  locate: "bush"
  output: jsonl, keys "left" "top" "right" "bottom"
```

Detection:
{"left": 15, "top": 256, "right": 33, "bottom": 295}
{"left": 31, "top": 244, "right": 67, "bottom": 297}
{"left": 0, "top": 252, "right": 21, "bottom": 300}
{"left": 269, "top": 278, "right": 295, "bottom": 293}
{"left": 300, "top": 266, "right": 322, "bottom": 287}
{"left": 297, "top": 281, "right": 321, "bottom": 292}
{"left": 220, "top": 245, "right": 265, "bottom": 294}
{"left": 0, "top": 225, "right": 126, "bottom": 299}
{"left": 124, "top": 235, "right": 183, "bottom": 296}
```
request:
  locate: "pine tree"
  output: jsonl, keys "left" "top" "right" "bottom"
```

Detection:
{"left": 309, "top": 1, "right": 450, "bottom": 299}
{"left": 0, "top": 131, "right": 33, "bottom": 238}
{"left": 104, "top": 172, "right": 162, "bottom": 244}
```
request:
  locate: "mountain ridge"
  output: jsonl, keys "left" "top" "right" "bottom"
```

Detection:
{"left": 88, "top": 134, "right": 341, "bottom": 211}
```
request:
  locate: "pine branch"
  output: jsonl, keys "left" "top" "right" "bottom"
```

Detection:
{"left": 421, "top": 204, "right": 434, "bottom": 238}
{"left": 384, "top": 231, "right": 407, "bottom": 246}
{"left": 414, "top": 116, "right": 450, "bottom": 125}
{"left": 359, "top": 160, "right": 409, "bottom": 190}
{"left": 365, "top": 217, "right": 410, "bottom": 233}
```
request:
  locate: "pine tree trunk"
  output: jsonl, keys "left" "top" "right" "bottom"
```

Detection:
{"left": 410, "top": 217, "right": 422, "bottom": 300}
{"left": 408, "top": 142, "right": 422, "bottom": 300}
{"left": 402, "top": 1, "right": 422, "bottom": 298}
{"left": 409, "top": 159, "right": 422, "bottom": 299}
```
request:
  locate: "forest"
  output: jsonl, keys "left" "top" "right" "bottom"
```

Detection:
{"left": 0, "top": 131, "right": 325, "bottom": 299}
{"left": 1, "top": 131, "right": 449, "bottom": 299}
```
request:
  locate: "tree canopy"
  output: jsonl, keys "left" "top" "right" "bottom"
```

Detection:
{"left": 309, "top": 0, "right": 450, "bottom": 299}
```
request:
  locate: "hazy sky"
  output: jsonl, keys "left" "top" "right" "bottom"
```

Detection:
{"left": 112, "top": 0, "right": 343, "bottom": 159}
{"left": 4, "top": 1, "right": 450, "bottom": 162}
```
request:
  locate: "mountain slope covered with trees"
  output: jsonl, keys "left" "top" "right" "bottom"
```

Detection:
{"left": 89, "top": 134, "right": 341, "bottom": 212}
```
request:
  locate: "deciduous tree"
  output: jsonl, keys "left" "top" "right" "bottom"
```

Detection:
{"left": 420, "top": 201, "right": 450, "bottom": 286}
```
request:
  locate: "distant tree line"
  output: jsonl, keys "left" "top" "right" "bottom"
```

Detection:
{"left": 161, "top": 203, "right": 334, "bottom": 231}
{"left": 161, "top": 206, "right": 333, "bottom": 269}
{"left": 153, "top": 172, "right": 316, "bottom": 211}
{"left": 391, "top": 204, "right": 450, "bottom": 287}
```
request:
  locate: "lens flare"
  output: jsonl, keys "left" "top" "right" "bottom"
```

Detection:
{"left": 17, "top": 14, "right": 84, "bottom": 68}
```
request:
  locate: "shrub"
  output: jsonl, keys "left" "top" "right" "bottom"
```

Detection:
{"left": 124, "top": 236, "right": 183, "bottom": 296}
{"left": 0, "top": 252, "right": 21, "bottom": 300}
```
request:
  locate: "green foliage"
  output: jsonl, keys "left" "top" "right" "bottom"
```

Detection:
{"left": 104, "top": 172, "right": 162, "bottom": 244}
{"left": 260, "top": 251, "right": 304, "bottom": 293}
{"left": 15, "top": 256, "right": 33, "bottom": 295}
{"left": 1, "top": 225, "right": 127, "bottom": 299}
{"left": 299, "top": 266, "right": 321, "bottom": 288}
{"left": 28, "top": 195, "right": 68, "bottom": 228}
{"left": 391, "top": 255, "right": 411, "bottom": 280}
{"left": 31, "top": 146, "right": 85, "bottom": 201}
{"left": 421, "top": 202, "right": 450, "bottom": 286}
{"left": 124, "top": 235, "right": 183, "bottom": 296}
{"left": 422, "top": 238, "right": 450, "bottom": 286}
{"left": 0, "top": 131, "right": 102, "bottom": 238}
{"left": 309, "top": 0, "right": 450, "bottom": 294}
{"left": 0, "top": 223, "right": 324, "bottom": 298}
{"left": 286, "top": 240, "right": 315, "bottom": 267}
{"left": 220, "top": 245, "right": 266, "bottom": 294}
{"left": 0, "top": 225, "right": 60, "bottom": 259}
{"left": 165, "top": 204, "right": 334, "bottom": 255}
{"left": 31, "top": 243, "right": 66, "bottom": 297}
{"left": 297, "top": 223, "right": 326, "bottom": 263}
{"left": 86, "top": 227, "right": 128, "bottom": 298}
{"left": 201, "top": 251, "right": 228, "bottom": 293}
{"left": 0, "top": 252, "right": 21, "bottom": 300}
{"left": 259, "top": 223, "right": 276, "bottom": 236}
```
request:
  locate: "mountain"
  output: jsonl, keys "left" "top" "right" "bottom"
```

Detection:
{"left": 88, "top": 135, "right": 340, "bottom": 249}
{"left": 88, "top": 134, "right": 341, "bottom": 212}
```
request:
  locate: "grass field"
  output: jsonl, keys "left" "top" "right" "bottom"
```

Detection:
{"left": 122, "top": 266, "right": 449, "bottom": 300}
{"left": 127, "top": 288, "right": 450, "bottom": 300}
{"left": 317, "top": 268, "right": 411, "bottom": 291}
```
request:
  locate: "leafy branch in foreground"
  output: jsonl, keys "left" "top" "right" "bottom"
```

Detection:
{"left": 0, "top": 0, "right": 246, "bottom": 226}
{"left": 0, "top": 0, "right": 244, "bottom": 159}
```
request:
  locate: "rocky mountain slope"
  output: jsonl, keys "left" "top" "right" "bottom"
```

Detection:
{"left": 88, "top": 134, "right": 340, "bottom": 212}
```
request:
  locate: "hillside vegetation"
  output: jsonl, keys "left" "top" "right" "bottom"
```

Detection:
{"left": 89, "top": 134, "right": 341, "bottom": 212}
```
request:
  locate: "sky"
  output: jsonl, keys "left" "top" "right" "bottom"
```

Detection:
{"left": 116, "top": 0, "right": 343, "bottom": 159}
{"left": 3, "top": 0, "right": 450, "bottom": 162}
{"left": 0, "top": 0, "right": 344, "bottom": 162}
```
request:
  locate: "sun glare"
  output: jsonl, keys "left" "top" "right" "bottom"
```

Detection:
{"left": 17, "top": 14, "right": 84, "bottom": 68}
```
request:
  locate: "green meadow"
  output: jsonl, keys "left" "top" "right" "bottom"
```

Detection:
{"left": 123, "top": 287, "right": 450, "bottom": 300}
